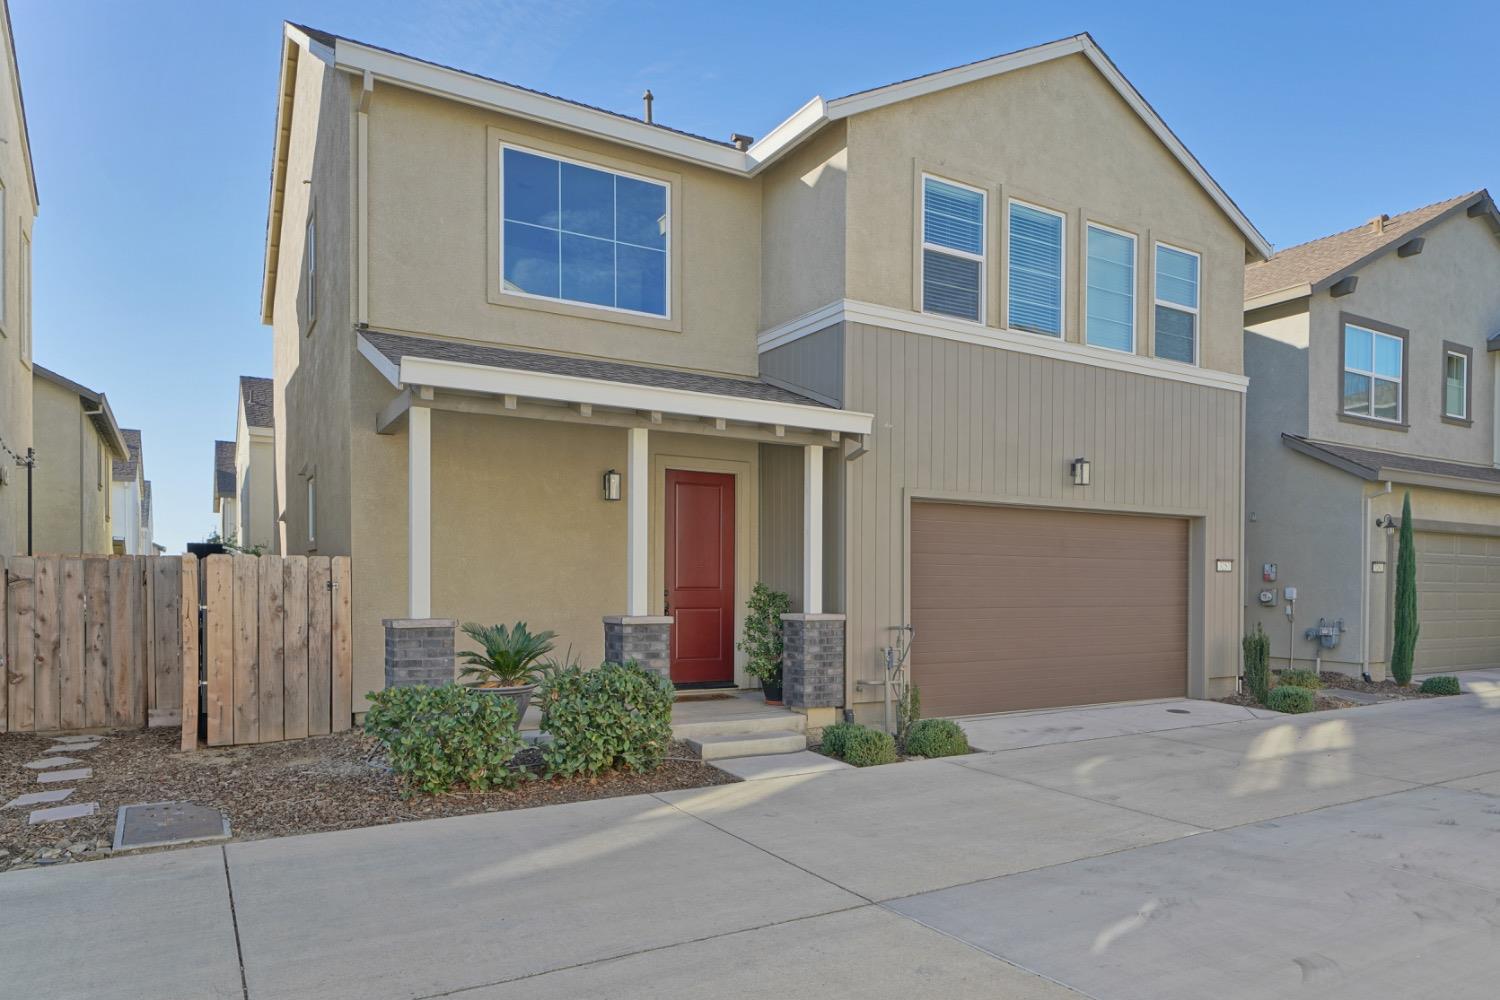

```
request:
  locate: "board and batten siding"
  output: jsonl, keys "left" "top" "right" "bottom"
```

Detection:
{"left": 833, "top": 321, "right": 1244, "bottom": 706}
{"left": 758, "top": 441, "right": 846, "bottom": 615}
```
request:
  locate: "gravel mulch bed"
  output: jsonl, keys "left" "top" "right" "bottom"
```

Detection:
{"left": 0, "top": 729, "right": 736, "bottom": 873}
{"left": 1215, "top": 690, "right": 1361, "bottom": 713}
{"left": 1317, "top": 672, "right": 1443, "bottom": 699}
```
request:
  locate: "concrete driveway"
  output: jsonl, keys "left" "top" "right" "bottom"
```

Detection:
{"left": 4, "top": 685, "right": 1500, "bottom": 1000}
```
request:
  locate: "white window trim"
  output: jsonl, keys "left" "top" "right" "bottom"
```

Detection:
{"left": 1084, "top": 221, "right": 1137, "bottom": 354}
{"left": 1152, "top": 241, "right": 1200, "bottom": 366}
{"left": 498, "top": 142, "right": 672, "bottom": 320}
{"left": 1005, "top": 198, "right": 1066, "bottom": 338}
{"left": 1445, "top": 349, "right": 1469, "bottom": 420}
{"left": 1343, "top": 324, "right": 1403, "bottom": 423}
{"left": 920, "top": 173, "right": 987, "bottom": 323}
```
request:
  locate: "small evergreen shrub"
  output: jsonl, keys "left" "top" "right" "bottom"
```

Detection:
{"left": 1266, "top": 685, "right": 1315, "bottom": 714}
{"left": 819, "top": 722, "right": 865, "bottom": 758}
{"left": 1391, "top": 492, "right": 1420, "bottom": 686}
{"left": 841, "top": 727, "right": 898, "bottom": 767}
{"left": 1276, "top": 668, "right": 1321, "bottom": 691}
{"left": 904, "top": 718, "right": 970, "bottom": 758}
{"left": 1243, "top": 624, "right": 1271, "bottom": 704}
{"left": 538, "top": 661, "right": 675, "bottom": 778}
{"left": 363, "top": 684, "right": 526, "bottom": 796}
{"left": 1419, "top": 675, "right": 1461, "bottom": 696}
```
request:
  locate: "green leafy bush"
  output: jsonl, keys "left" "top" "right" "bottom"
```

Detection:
{"left": 1276, "top": 668, "right": 1321, "bottom": 691}
{"left": 818, "top": 722, "right": 861, "bottom": 758}
{"left": 363, "top": 684, "right": 526, "bottom": 796}
{"left": 842, "top": 727, "right": 898, "bottom": 767}
{"left": 904, "top": 718, "right": 969, "bottom": 758}
{"left": 1419, "top": 675, "right": 1461, "bottom": 696}
{"left": 1243, "top": 624, "right": 1270, "bottom": 704}
{"left": 1266, "top": 685, "right": 1315, "bottom": 714}
{"left": 738, "top": 583, "right": 791, "bottom": 686}
{"left": 538, "top": 661, "right": 674, "bottom": 777}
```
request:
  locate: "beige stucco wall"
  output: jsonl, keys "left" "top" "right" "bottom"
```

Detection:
{"left": 235, "top": 400, "right": 278, "bottom": 552}
{"left": 842, "top": 53, "right": 1248, "bottom": 377}
{"left": 0, "top": 10, "right": 35, "bottom": 558}
{"left": 760, "top": 122, "right": 848, "bottom": 330}
{"left": 364, "top": 85, "right": 762, "bottom": 377}
{"left": 31, "top": 377, "right": 113, "bottom": 555}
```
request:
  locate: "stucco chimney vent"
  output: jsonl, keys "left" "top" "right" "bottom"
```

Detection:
{"left": 1368, "top": 214, "right": 1389, "bottom": 233}
{"left": 730, "top": 133, "right": 754, "bottom": 151}
{"left": 642, "top": 90, "right": 654, "bottom": 124}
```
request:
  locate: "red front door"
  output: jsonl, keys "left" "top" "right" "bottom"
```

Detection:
{"left": 665, "top": 469, "right": 735, "bottom": 685}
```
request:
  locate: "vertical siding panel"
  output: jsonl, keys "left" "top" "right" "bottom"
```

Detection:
{"left": 33, "top": 559, "right": 60, "bottom": 732}
{"left": 59, "top": 559, "right": 85, "bottom": 731}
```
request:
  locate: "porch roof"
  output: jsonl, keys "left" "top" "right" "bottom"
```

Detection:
{"left": 1283, "top": 434, "right": 1500, "bottom": 494}
{"left": 359, "top": 330, "right": 873, "bottom": 438}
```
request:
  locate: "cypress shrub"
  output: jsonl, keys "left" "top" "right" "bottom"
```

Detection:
{"left": 1391, "top": 492, "right": 1420, "bottom": 686}
{"left": 1243, "top": 624, "right": 1271, "bottom": 704}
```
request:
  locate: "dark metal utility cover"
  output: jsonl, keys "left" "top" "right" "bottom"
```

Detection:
{"left": 113, "top": 801, "right": 230, "bottom": 853}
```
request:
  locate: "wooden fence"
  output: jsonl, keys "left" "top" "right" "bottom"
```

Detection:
{"left": 1, "top": 555, "right": 193, "bottom": 735}
{"left": 199, "top": 554, "right": 352, "bottom": 747}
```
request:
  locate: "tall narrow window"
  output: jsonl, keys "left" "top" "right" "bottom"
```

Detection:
{"left": 1086, "top": 224, "right": 1135, "bottom": 352}
{"left": 1154, "top": 243, "right": 1199, "bottom": 363}
{"left": 305, "top": 213, "right": 317, "bottom": 322}
{"left": 1007, "top": 201, "right": 1064, "bottom": 336}
{"left": 501, "top": 146, "right": 669, "bottom": 317}
{"left": 1342, "top": 323, "right": 1403, "bottom": 422}
{"left": 1444, "top": 349, "right": 1469, "bottom": 420}
{"left": 921, "top": 175, "right": 985, "bottom": 322}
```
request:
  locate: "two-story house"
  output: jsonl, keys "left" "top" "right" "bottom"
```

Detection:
{"left": 264, "top": 25, "right": 1269, "bottom": 722}
{"left": 109, "top": 427, "right": 153, "bottom": 554}
{"left": 233, "top": 375, "right": 278, "bottom": 551}
{"left": 1245, "top": 191, "right": 1500, "bottom": 680}
{"left": 30, "top": 364, "right": 127, "bottom": 554}
{"left": 212, "top": 439, "right": 237, "bottom": 541}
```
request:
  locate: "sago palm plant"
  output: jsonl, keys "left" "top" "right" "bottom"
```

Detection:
{"left": 458, "top": 621, "right": 557, "bottom": 688}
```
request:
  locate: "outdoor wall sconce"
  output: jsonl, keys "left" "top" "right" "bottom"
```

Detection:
{"left": 1070, "top": 458, "right": 1091, "bottom": 487}
{"left": 601, "top": 469, "right": 622, "bottom": 501}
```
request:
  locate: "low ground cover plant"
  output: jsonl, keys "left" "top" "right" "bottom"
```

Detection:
{"left": 539, "top": 660, "right": 674, "bottom": 778}
{"left": 364, "top": 684, "right": 527, "bottom": 795}
{"left": 1266, "top": 685, "right": 1315, "bottom": 714}
{"left": 1276, "top": 668, "right": 1320, "bottom": 691}
{"left": 904, "top": 718, "right": 969, "bottom": 758}
{"left": 818, "top": 722, "right": 861, "bottom": 759}
{"left": 1418, "top": 675, "right": 1461, "bottom": 696}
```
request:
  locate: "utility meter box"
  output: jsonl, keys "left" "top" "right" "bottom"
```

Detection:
{"left": 1283, "top": 586, "right": 1297, "bottom": 601}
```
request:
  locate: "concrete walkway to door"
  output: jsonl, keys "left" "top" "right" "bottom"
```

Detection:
{"left": 4, "top": 684, "right": 1500, "bottom": 999}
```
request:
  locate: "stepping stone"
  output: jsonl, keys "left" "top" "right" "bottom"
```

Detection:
{"left": 37, "top": 768, "right": 90, "bottom": 784}
{"left": 43, "top": 742, "right": 100, "bottom": 754}
{"left": 114, "top": 801, "right": 230, "bottom": 852}
{"left": 24, "top": 757, "right": 81, "bottom": 769}
{"left": 3, "top": 789, "right": 74, "bottom": 809}
{"left": 28, "top": 802, "right": 98, "bottom": 825}
{"left": 51, "top": 735, "right": 102, "bottom": 744}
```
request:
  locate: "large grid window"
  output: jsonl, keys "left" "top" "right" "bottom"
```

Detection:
{"left": 1445, "top": 350, "right": 1469, "bottom": 420}
{"left": 501, "top": 146, "right": 669, "bottom": 317}
{"left": 1343, "top": 323, "right": 1402, "bottom": 422}
{"left": 1007, "top": 201, "right": 1064, "bottom": 336}
{"left": 1153, "top": 243, "right": 1199, "bottom": 364}
{"left": 1085, "top": 224, "right": 1136, "bottom": 352}
{"left": 921, "top": 176, "right": 985, "bottom": 322}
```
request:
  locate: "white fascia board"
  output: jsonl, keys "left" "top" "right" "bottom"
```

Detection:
{"left": 759, "top": 300, "right": 1250, "bottom": 393}
{"left": 391, "top": 353, "right": 874, "bottom": 435}
{"left": 358, "top": 333, "right": 403, "bottom": 387}
{"left": 1244, "top": 285, "right": 1312, "bottom": 312}
{"left": 331, "top": 39, "right": 751, "bottom": 175}
{"left": 745, "top": 97, "right": 830, "bottom": 174}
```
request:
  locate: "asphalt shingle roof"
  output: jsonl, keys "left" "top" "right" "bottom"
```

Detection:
{"left": 240, "top": 376, "right": 275, "bottom": 429}
{"left": 112, "top": 428, "right": 142, "bottom": 482}
{"left": 1245, "top": 191, "right": 1485, "bottom": 301}
{"left": 360, "top": 331, "right": 828, "bottom": 407}
{"left": 1285, "top": 434, "right": 1500, "bottom": 486}
{"left": 214, "top": 440, "right": 236, "bottom": 500}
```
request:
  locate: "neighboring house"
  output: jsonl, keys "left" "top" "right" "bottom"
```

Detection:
{"left": 1244, "top": 191, "right": 1500, "bottom": 679}
{"left": 0, "top": 0, "right": 38, "bottom": 558}
{"left": 30, "top": 364, "right": 127, "bottom": 554}
{"left": 109, "top": 428, "right": 152, "bottom": 554}
{"left": 140, "top": 480, "right": 155, "bottom": 554}
{"left": 234, "top": 375, "right": 278, "bottom": 552}
{"left": 264, "top": 25, "right": 1267, "bottom": 719}
{"left": 213, "top": 439, "right": 238, "bottom": 540}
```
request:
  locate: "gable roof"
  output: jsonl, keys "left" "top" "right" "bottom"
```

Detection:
{"left": 239, "top": 376, "right": 275, "bottom": 429}
{"left": 1245, "top": 190, "right": 1499, "bottom": 304}
{"left": 213, "top": 440, "right": 236, "bottom": 507}
{"left": 263, "top": 27, "right": 1270, "bottom": 318}
{"left": 33, "top": 364, "right": 127, "bottom": 458}
{"left": 112, "top": 428, "right": 142, "bottom": 483}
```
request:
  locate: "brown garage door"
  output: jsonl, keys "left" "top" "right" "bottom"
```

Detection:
{"left": 910, "top": 502, "right": 1188, "bottom": 716}
{"left": 1414, "top": 531, "right": 1500, "bottom": 673}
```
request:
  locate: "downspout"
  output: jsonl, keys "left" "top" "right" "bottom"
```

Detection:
{"left": 1361, "top": 480, "right": 1392, "bottom": 679}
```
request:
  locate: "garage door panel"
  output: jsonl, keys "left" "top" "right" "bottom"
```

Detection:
{"left": 911, "top": 502, "right": 1188, "bottom": 717}
{"left": 1414, "top": 530, "right": 1500, "bottom": 673}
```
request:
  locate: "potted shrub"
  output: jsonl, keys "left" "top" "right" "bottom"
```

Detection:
{"left": 457, "top": 621, "right": 556, "bottom": 719}
{"left": 738, "top": 583, "right": 791, "bottom": 704}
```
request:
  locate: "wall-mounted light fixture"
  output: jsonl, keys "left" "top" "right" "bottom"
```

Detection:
{"left": 602, "top": 469, "right": 622, "bottom": 501}
{"left": 1070, "top": 458, "right": 1091, "bottom": 487}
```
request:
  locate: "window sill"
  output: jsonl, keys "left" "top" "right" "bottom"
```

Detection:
{"left": 1337, "top": 411, "right": 1409, "bottom": 433}
{"left": 1441, "top": 414, "right": 1473, "bottom": 428}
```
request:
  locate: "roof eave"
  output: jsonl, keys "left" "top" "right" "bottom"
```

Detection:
{"left": 1309, "top": 191, "right": 1499, "bottom": 296}
{"left": 1244, "top": 284, "right": 1312, "bottom": 312}
{"left": 1281, "top": 434, "right": 1379, "bottom": 480}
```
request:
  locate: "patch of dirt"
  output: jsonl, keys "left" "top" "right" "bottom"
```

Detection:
{"left": 0, "top": 730, "right": 735, "bottom": 873}
{"left": 1216, "top": 690, "right": 1361, "bottom": 712}
{"left": 1318, "top": 672, "right": 1443, "bottom": 699}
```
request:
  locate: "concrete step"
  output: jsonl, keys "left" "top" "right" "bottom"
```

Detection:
{"left": 672, "top": 712, "right": 806, "bottom": 741}
{"left": 688, "top": 730, "right": 808, "bottom": 761}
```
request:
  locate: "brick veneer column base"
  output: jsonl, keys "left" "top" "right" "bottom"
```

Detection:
{"left": 781, "top": 613, "right": 845, "bottom": 710}
{"left": 383, "top": 619, "right": 457, "bottom": 689}
{"left": 603, "top": 616, "right": 673, "bottom": 679}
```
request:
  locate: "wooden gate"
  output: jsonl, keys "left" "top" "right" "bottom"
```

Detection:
{"left": 1, "top": 555, "right": 195, "bottom": 734}
{"left": 198, "top": 554, "right": 352, "bottom": 747}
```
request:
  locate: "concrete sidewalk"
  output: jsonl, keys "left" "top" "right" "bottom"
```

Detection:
{"left": 3, "top": 690, "right": 1499, "bottom": 999}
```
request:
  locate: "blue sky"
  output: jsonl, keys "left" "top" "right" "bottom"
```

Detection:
{"left": 13, "top": 0, "right": 1497, "bottom": 551}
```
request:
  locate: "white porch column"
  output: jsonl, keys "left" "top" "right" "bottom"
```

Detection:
{"left": 408, "top": 403, "right": 432, "bottom": 618}
{"left": 803, "top": 444, "right": 824, "bottom": 615}
{"left": 627, "top": 426, "right": 649, "bottom": 617}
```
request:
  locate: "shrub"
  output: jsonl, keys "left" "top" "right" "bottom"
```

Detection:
{"left": 818, "top": 721, "right": 861, "bottom": 758}
{"left": 1266, "top": 685, "right": 1315, "bottom": 714}
{"left": 738, "top": 583, "right": 792, "bottom": 687}
{"left": 841, "top": 727, "right": 898, "bottom": 767}
{"left": 363, "top": 684, "right": 526, "bottom": 796}
{"left": 1276, "top": 668, "right": 1320, "bottom": 691}
{"left": 1391, "top": 492, "right": 1420, "bottom": 686}
{"left": 904, "top": 718, "right": 969, "bottom": 758}
{"left": 1243, "top": 624, "right": 1271, "bottom": 704}
{"left": 1419, "top": 675, "right": 1461, "bottom": 696}
{"left": 538, "top": 661, "right": 674, "bottom": 778}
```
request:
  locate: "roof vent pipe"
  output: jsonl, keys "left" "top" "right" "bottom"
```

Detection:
{"left": 1368, "top": 214, "right": 1389, "bottom": 233}
{"left": 642, "top": 89, "right": 654, "bottom": 124}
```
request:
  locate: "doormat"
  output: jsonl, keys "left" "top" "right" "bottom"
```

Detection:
{"left": 113, "top": 801, "right": 231, "bottom": 853}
